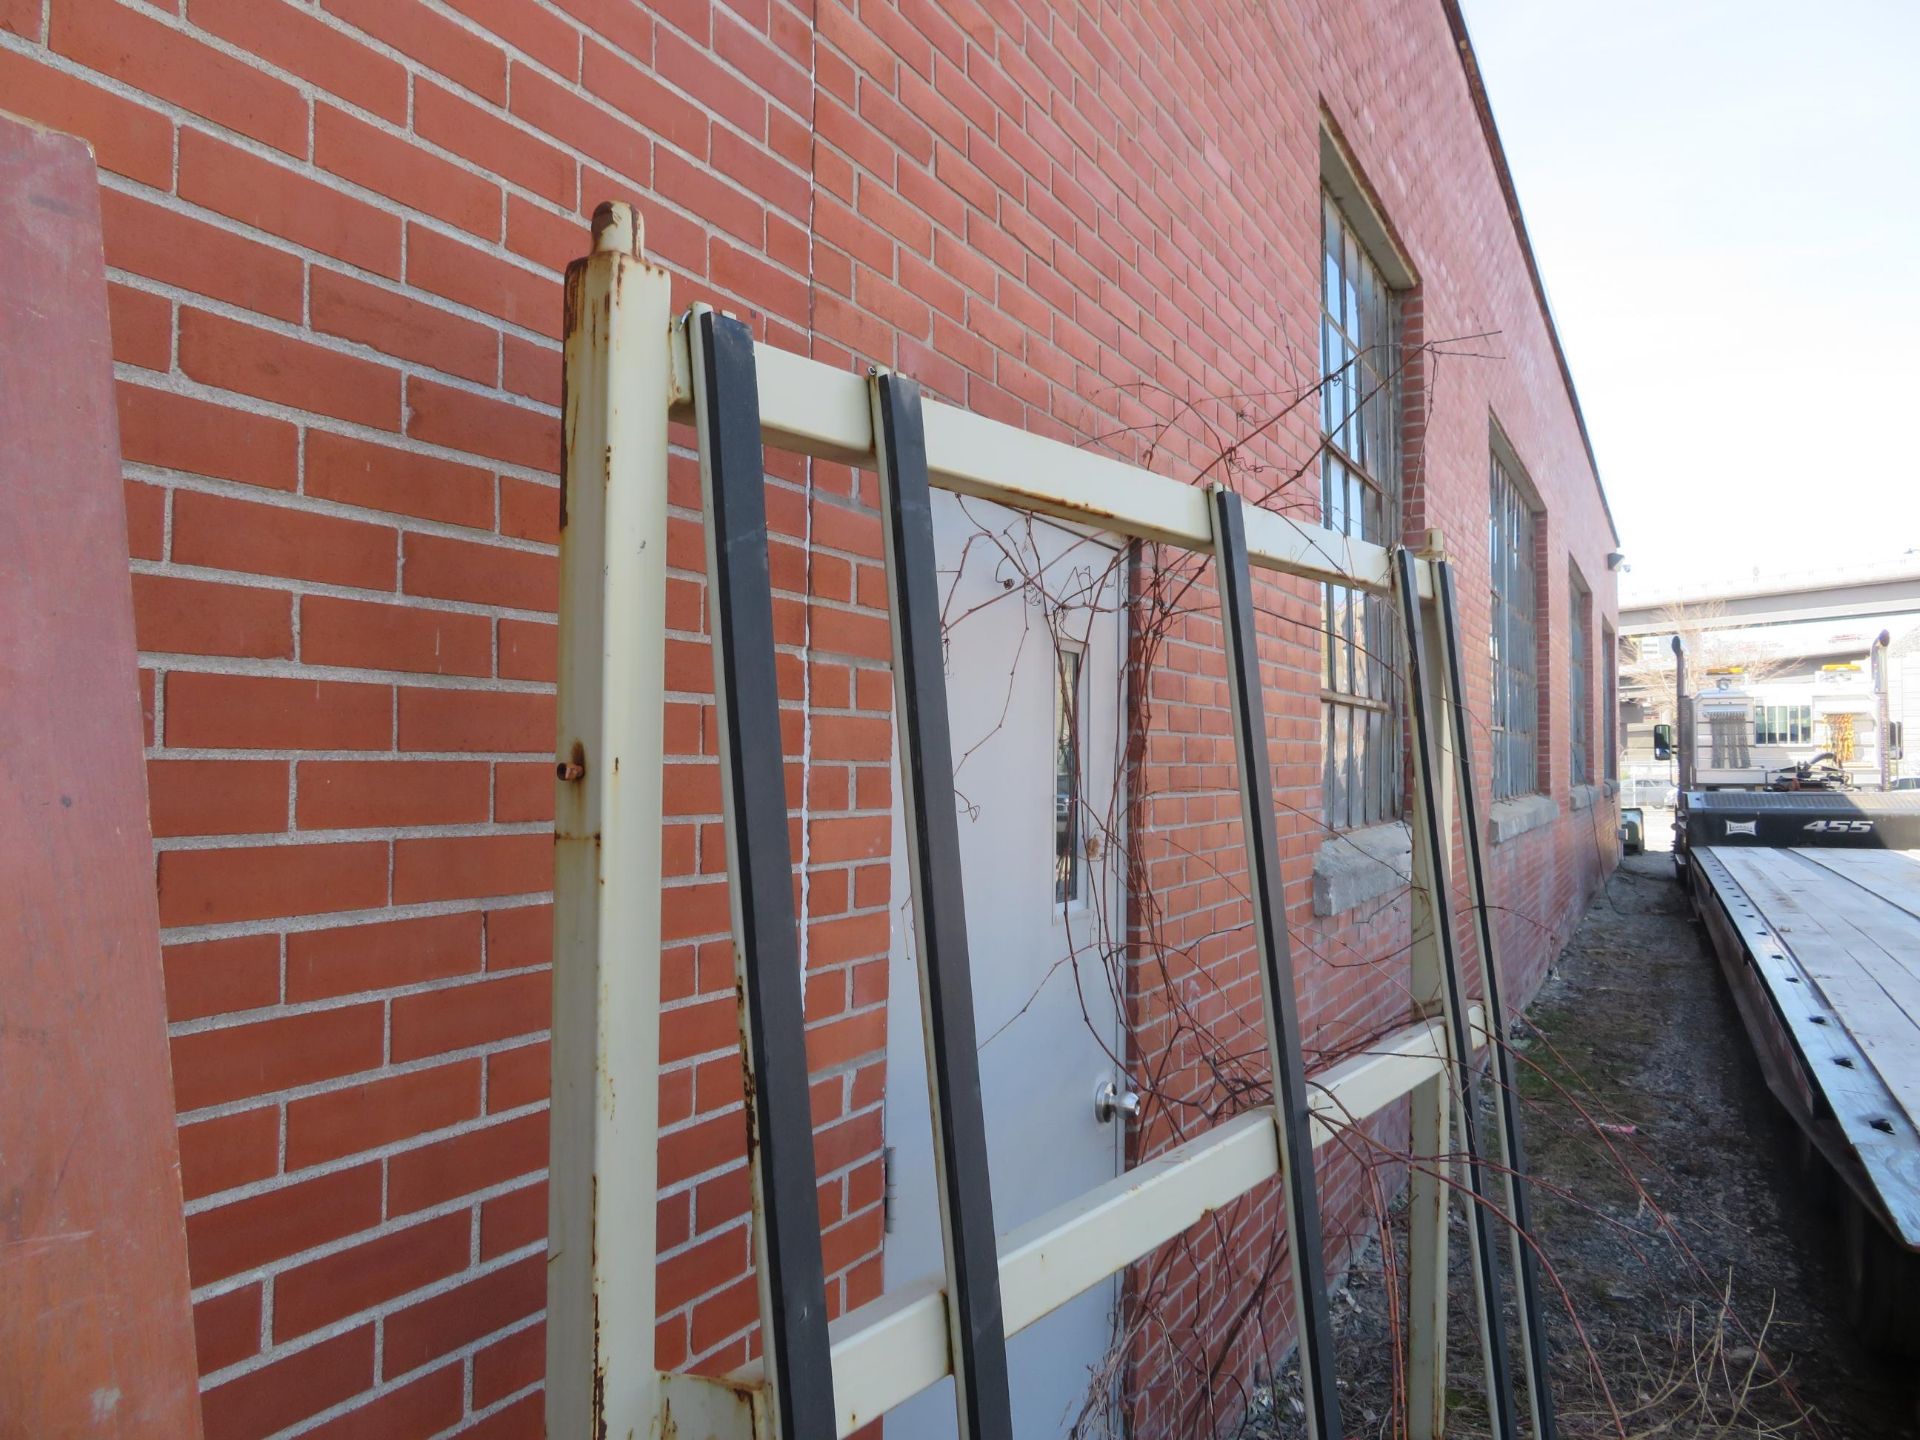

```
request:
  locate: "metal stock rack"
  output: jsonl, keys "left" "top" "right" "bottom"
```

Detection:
{"left": 548, "top": 205, "right": 1556, "bottom": 1439}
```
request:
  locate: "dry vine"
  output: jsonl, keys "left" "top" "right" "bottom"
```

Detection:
{"left": 915, "top": 329, "right": 1828, "bottom": 1440}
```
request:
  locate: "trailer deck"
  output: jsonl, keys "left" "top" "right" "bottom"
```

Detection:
{"left": 1692, "top": 842, "right": 1920, "bottom": 1243}
{"left": 1682, "top": 790, "right": 1920, "bottom": 1346}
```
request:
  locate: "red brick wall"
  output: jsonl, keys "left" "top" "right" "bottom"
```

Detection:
{"left": 0, "top": 0, "right": 1617, "bottom": 1433}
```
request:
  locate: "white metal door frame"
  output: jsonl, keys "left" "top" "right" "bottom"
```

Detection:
{"left": 549, "top": 204, "right": 1543, "bottom": 1440}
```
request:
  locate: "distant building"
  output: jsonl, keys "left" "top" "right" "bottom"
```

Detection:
{"left": 1619, "top": 560, "right": 1920, "bottom": 803}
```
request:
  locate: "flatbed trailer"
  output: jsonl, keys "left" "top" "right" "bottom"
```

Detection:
{"left": 1683, "top": 790, "right": 1920, "bottom": 1348}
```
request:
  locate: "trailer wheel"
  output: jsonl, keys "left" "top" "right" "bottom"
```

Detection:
{"left": 1843, "top": 1194, "right": 1920, "bottom": 1355}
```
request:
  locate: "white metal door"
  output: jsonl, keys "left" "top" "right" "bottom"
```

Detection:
{"left": 883, "top": 492, "right": 1127, "bottom": 1439}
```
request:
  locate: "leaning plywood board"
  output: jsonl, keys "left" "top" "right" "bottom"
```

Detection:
{"left": 0, "top": 112, "right": 204, "bottom": 1434}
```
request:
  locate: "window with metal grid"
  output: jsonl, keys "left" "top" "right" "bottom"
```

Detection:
{"left": 1320, "top": 189, "right": 1403, "bottom": 830}
{"left": 1603, "top": 623, "right": 1620, "bottom": 780}
{"left": 1569, "top": 580, "right": 1590, "bottom": 786}
{"left": 1488, "top": 451, "right": 1539, "bottom": 800}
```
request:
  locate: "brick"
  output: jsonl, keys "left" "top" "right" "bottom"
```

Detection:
{"left": 106, "top": 280, "right": 169, "bottom": 369}
{"left": 501, "top": 334, "right": 561, "bottom": 407}
{"left": 483, "top": 1041, "right": 547, "bottom": 1112}
{"left": 0, "top": 0, "right": 38, "bottom": 37}
{"left": 187, "top": 0, "right": 408, "bottom": 122}
{"left": 179, "top": 128, "right": 403, "bottom": 279}
{"left": 305, "top": 431, "right": 495, "bottom": 530}
{"left": 403, "top": 531, "right": 555, "bottom": 610}
{"left": 442, "top": 0, "right": 578, "bottom": 78}
{"left": 497, "top": 477, "right": 558, "bottom": 544}
{"left": 384, "top": 1253, "right": 544, "bottom": 1376}
{"left": 321, "top": 0, "right": 506, "bottom": 102}
{"left": 497, "top": 618, "right": 554, "bottom": 681}
{"left": 104, "top": 191, "right": 303, "bottom": 324}
{"left": 117, "top": 382, "right": 298, "bottom": 491}
{"left": 301, "top": 595, "right": 494, "bottom": 677}
{"left": 162, "top": 672, "right": 392, "bottom": 750}
{"left": 132, "top": 574, "right": 292, "bottom": 660}
{"left": 580, "top": 40, "right": 707, "bottom": 160}
{"left": 302, "top": 1363, "right": 464, "bottom": 1440}
{"left": 159, "top": 840, "right": 389, "bottom": 929}
{"left": 416, "top": 79, "right": 576, "bottom": 209}
{"left": 148, "top": 758, "right": 289, "bottom": 839}
{"left": 178, "top": 1104, "right": 278, "bottom": 1201}
{"left": 52, "top": 0, "right": 308, "bottom": 155}
{"left": 198, "top": 1325, "right": 374, "bottom": 1440}
{"left": 504, "top": 193, "right": 586, "bottom": 272}
{"left": 471, "top": 1316, "right": 543, "bottom": 1402}
{"left": 0, "top": 40, "right": 172, "bottom": 187}
{"left": 393, "top": 831, "right": 550, "bottom": 904}
{"left": 483, "top": 903, "right": 549, "bottom": 971}
{"left": 387, "top": 1110, "right": 546, "bottom": 1215}
{"left": 171, "top": 1004, "right": 384, "bottom": 1112}
{"left": 286, "top": 910, "right": 483, "bottom": 1000}
{"left": 406, "top": 376, "right": 561, "bottom": 473}
{"left": 390, "top": 966, "right": 549, "bottom": 1060}
{"left": 405, "top": 223, "right": 563, "bottom": 341}
{"left": 180, "top": 307, "right": 403, "bottom": 430}
{"left": 172, "top": 489, "right": 397, "bottom": 591}
{"left": 475, "top": 1183, "right": 543, "bottom": 1264}
{"left": 463, "top": 1391, "right": 541, "bottom": 1439}
{"left": 186, "top": 1164, "right": 382, "bottom": 1285}
{"left": 493, "top": 759, "right": 551, "bottom": 822}
{"left": 655, "top": 146, "right": 762, "bottom": 248}
{"left": 508, "top": 63, "right": 653, "bottom": 189}
{"left": 287, "top": 1058, "right": 481, "bottom": 1169}
{"left": 193, "top": 1283, "right": 262, "bottom": 1376}
{"left": 550, "top": 0, "right": 652, "bottom": 60}
{"left": 395, "top": 687, "right": 551, "bottom": 755}
{"left": 311, "top": 267, "right": 499, "bottom": 386}
{"left": 317, "top": 104, "right": 501, "bottom": 241}
{"left": 125, "top": 481, "right": 165, "bottom": 560}
{"left": 297, "top": 756, "right": 491, "bottom": 828}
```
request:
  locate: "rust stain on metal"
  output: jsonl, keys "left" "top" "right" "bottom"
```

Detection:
{"left": 558, "top": 741, "right": 587, "bottom": 783}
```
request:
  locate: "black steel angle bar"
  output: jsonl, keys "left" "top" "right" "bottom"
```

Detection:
{"left": 689, "top": 309, "right": 837, "bottom": 1440}
{"left": 1207, "top": 487, "right": 1345, "bottom": 1440}
{"left": 1433, "top": 559, "right": 1558, "bottom": 1439}
{"left": 871, "top": 370, "right": 1015, "bottom": 1440}
{"left": 1394, "top": 545, "right": 1522, "bottom": 1440}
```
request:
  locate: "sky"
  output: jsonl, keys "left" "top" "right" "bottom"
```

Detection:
{"left": 1457, "top": 0, "right": 1920, "bottom": 602}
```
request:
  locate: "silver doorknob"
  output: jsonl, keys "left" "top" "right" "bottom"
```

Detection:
{"left": 1094, "top": 1078, "right": 1141, "bottom": 1124}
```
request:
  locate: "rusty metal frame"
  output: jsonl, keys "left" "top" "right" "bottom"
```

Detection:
{"left": 549, "top": 204, "right": 1534, "bottom": 1440}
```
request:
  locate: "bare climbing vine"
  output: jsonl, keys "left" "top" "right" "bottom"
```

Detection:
{"left": 916, "top": 329, "right": 1829, "bottom": 1440}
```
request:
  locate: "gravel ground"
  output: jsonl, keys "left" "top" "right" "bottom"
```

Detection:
{"left": 1250, "top": 825, "right": 1917, "bottom": 1439}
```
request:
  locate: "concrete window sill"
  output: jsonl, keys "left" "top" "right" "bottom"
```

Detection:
{"left": 1312, "top": 820, "right": 1412, "bottom": 917}
{"left": 1489, "top": 793, "right": 1560, "bottom": 844}
{"left": 1570, "top": 784, "right": 1599, "bottom": 813}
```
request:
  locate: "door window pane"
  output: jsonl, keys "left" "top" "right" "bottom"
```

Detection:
{"left": 1054, "top": 645, "right": 1084, "bottom": 906}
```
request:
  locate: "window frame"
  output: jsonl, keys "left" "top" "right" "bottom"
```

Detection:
{"left": 1488, "top": 432, "right": 1544, "bottom": 802}
{"left": 1602, "top": 621, "right": 1619, "bottom": 781}
{"left": 1568, "top": 567, "right": 1591, "bottom": 788}
{"left": 1755, "top": 704, "right": 1814, "bottom": 746}
{"left": 1317, "top": 177, "right": 1408, "bottom": 833}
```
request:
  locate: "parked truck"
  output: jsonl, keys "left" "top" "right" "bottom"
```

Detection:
{"left": 1659, "top": 632, "right": 1920, "bottom": 1350}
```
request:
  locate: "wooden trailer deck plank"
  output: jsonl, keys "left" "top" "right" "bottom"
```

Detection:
{"left": 1696, "top": 846, "right": 1920, "bottom": 1247}
{"left": 1713, "top": 848, "right": 1920, "bottom": 1123}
